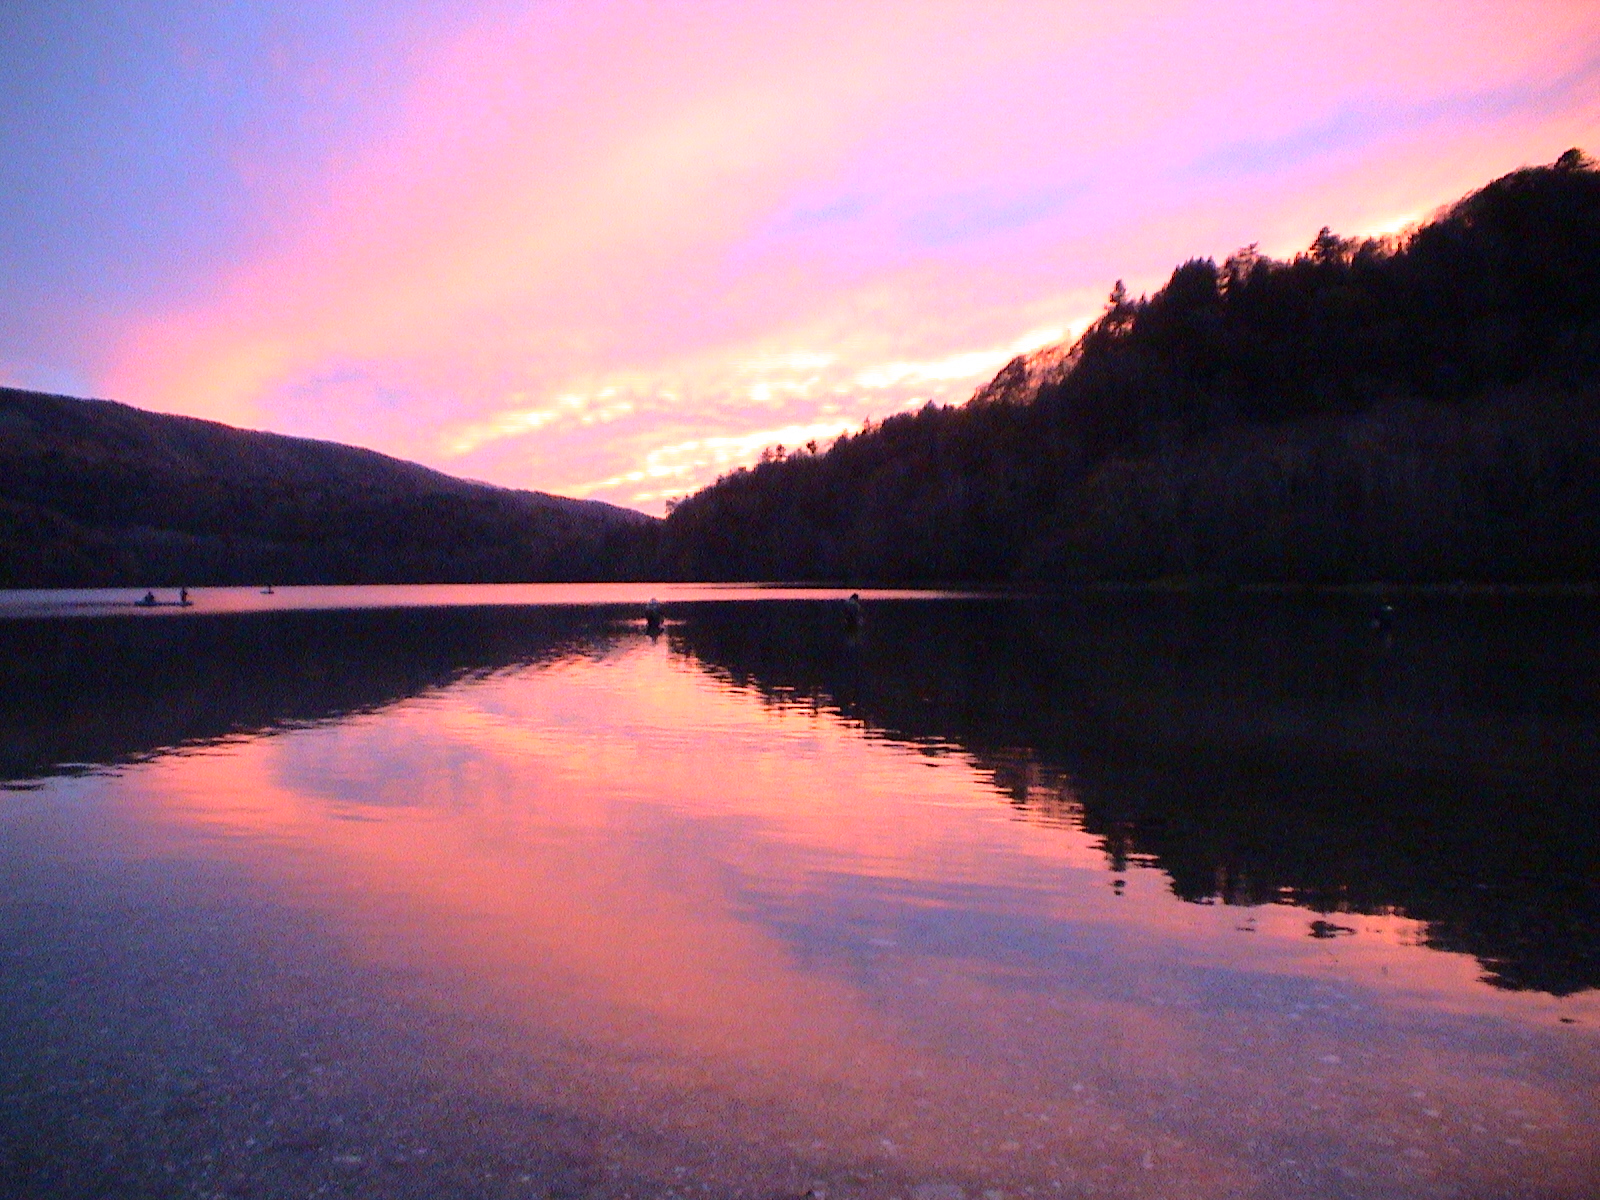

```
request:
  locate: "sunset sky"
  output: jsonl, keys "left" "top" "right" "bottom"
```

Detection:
{"left": 3, "top": 2, "right": 1597, "bottom": 512}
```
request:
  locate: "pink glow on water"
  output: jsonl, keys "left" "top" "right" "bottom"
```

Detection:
{"left": 26, "top": 634, "right": 1596, "bottom": 1196}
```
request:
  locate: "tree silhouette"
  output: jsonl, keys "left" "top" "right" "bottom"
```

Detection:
{"left": 658, "top": 152, "right": 1600, "bottom": 585}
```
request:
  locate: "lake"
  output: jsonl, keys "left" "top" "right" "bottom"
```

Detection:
{"left": 1, "top": 586, "right": 1596, "bottom": 1199}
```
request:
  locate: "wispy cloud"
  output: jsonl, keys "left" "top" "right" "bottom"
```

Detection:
{"left": 3, "top": 1, "right": 1593, "bottom": 513}
{"left": 570, "top": 419, "right": 863, "bottom": 507}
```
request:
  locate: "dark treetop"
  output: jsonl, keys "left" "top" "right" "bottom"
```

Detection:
{"left": 655, "top": 151, "right": 1600, "bottom": 585}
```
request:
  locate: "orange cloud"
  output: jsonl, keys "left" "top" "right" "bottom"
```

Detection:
{"left": 87, "top": 1, "right": 1600, "bottom": 510}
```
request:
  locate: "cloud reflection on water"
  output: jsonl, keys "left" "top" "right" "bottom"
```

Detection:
{"left": 2, "top": 597, "right": 1598, "bottom": 1197}
{"left": 41, "top": 628, "right": 1593, "bottom": 1197}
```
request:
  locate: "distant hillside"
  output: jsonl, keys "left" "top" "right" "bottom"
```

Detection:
{"left": 657, "top": 150, "right": 1600, "bottom": 585}
{"left": 0, "top": 390, "right": 655, "bottom": 587}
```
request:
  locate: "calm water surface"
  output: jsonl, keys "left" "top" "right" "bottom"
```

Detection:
{"left": 0, "top": 582, "right": 975, "bottom": 619}
{"left": 1, "top": 588, "right": 1596, "bottom": 1199}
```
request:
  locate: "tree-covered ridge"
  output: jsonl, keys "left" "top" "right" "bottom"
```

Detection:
{"left": 0, "top": 390, "right": 654, "bottom": 586}
{"left": 658, "top": 151, "right": 1600, "bottom": 584}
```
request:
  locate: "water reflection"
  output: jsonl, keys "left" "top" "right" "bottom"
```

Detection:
{"left": 668, "top": 595, "right": 1600, "bottom": 997}
{"left": 0, "top": 606, "right": 616, "bottom": 783}
{"left": 1, "top": 595, "right": 1597, "bottom": 1199}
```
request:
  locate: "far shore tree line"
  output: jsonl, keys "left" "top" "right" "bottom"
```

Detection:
{"left": 648, "top": 150, "right": 1600, "bottom": 586}
{"left": 2, "top": 152, "right": 1597, "bottom": 589}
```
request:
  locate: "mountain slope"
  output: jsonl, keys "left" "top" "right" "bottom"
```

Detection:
{"left": 0, "top": 389, "right": 654, "bottom": 586}
{"left": 657, "top": 151, "right": 1600, "bottom": 585}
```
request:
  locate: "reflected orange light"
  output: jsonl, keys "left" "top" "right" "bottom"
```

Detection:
{"left": 82, "top": 641, "right": 1600, "bottom": 1194}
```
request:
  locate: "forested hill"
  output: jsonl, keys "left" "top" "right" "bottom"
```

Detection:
{"left": 0, "top": 390, "right": 655, "bottom": 586}
{"left": 656, "top": 151, "right": 1600, "bottom": 585}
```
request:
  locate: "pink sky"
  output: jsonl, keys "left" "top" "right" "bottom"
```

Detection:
{"left": 5, "top": 1, "right": 1599, "bottom": 511}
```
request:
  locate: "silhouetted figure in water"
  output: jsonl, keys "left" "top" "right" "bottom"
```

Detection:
{"left": 1371, "top": 601, "right": 1395, "bottom": 636}
{"left": 843, "top": 592, "right": 864, "bottom": 636}
{"left": 179, "top": 586, "right": 190, "bottom": 607}
{"left": 645, "top": 597, "right": 663, "bottom": 636}
{"left": 137, "top": 591, "right": 157, "bottom": 607}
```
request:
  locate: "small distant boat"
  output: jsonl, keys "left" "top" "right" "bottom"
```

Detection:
{"left": 261, "top": 584, "right": 275, "bottom": 595}
{"left": 132, "top": 591, "right": 190, "bottom": 608}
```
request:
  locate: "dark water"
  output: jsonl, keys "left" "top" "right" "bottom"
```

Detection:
{"left": 1, "top": 589, "right": 1596, "bottom": 1199}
